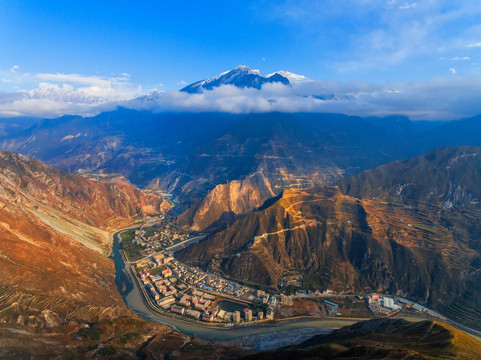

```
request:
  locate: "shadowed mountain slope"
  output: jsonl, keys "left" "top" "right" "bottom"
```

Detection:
{"left": 338, "top": 146, "right": 481, "bottom": 208}
{"left": 0, "top": 110, "right": 426, "bottom": 209}
{"left": 243, "top": 318, "right": 481, "bottom": 360}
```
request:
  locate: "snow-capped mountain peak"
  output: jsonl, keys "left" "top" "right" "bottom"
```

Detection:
{"left": 180, "top": 65, "right": 290, "bottom": 93}
{"left": 267, "top": 70, "right": 310, "bottom": 84}
{"left": 218, "top": 65, "right": 260, "bottom": 77}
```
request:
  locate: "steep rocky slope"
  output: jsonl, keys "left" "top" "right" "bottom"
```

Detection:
{"left": 177, "top": 147, "right": 481, "bottom": 330}
{"left": 175, "top": 121, "right": 476, "bottom": 229}
{"left": 338, "top": 146, "right": 481, "bottom": 208}
{"left": 0, "top": 150, "right": 170, "bottom": 326}
{"left": 177, "top": 172, "right": 276, "bottom": 230}
{"left": 0, "top": 150, "right": 170, "bottom": 253}
{"left": 0, "top": 150, "right": 479, "bottom": 358}
{"left": 0, "top": 151, "right": 234, "bottom": 359}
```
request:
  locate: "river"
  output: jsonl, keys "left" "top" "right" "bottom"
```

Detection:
{"left": 110, "top": 231, "right": 359, "bottom": 343}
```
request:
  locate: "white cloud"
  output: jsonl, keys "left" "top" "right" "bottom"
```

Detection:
{"left": 467, "top": 42, "right": 481, "bottom": 48}
{"left": 442, "top": 56, "right": 470, "bottom": 61}
{"left": 262, "top": 1, "right": 481, "bottom": 77}
{"left": 9, "top": 65, "right": 19, "bottom": 73}
{"left": 2, "top": 67, "right": 481, "bottom": 121}
{"left": 35, "top": 73, "right": 129, "bottom": 88}
{"left": 449, "top": 67, "right": 456, "bottom": 74}
{"left": 124, "top": 76, "right": 481, "bottom": 121}
{"left": 399, "top": 2, "right": 417, "bottom": 10}
{"left": 0, "top": 70, "right": 143, "bottom": 118}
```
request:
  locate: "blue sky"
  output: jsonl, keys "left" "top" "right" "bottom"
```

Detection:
{"left": 1, "top": 1, "right": 481, "bottom": 119}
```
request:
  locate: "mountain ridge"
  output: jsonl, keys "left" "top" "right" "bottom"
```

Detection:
{"left": 3, "top": 109, "right": 481, "bottom": 213}
{"left": 180, "top": 65, "right": 291, "bottom": 93}
{"left": 177, "top": 146, "right": 481, "bottom": 330}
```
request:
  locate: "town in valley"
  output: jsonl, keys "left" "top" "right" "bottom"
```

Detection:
{"left": 120, "top": 221, "right": 443, "bottom": 326}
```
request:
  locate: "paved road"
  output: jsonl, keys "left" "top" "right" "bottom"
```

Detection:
{"left": 112, "top": 231, "right": 359, "bottom": 342}
{"left": 112, "top": 228, "right": 481, "bottom": 343}
{"left": 166, "top": 235, "right": 206, "bottom": 253}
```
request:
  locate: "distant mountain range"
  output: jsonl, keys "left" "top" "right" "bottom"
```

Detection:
{"left": 2, "top": 109, "right": 481, "bottom": 211}
{"left": 180, "top": 65, "right": 294, "bottom": 93}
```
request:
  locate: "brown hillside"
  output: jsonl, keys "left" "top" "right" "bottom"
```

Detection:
{"left": 177, "top": 186, "right": 481, "bottom": 330}
{"left": 0, "top": 150, "right": 170, "bottom": 325}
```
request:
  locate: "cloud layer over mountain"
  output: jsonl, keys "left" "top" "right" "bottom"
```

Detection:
{"left": 1, "top": 67, "right": 481, "bottom": 120}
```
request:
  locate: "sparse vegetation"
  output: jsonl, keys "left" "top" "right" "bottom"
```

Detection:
{"left": 77, "top": 327, "right": 102, "bottom": 341}
{"left": 118, "top": 331, "right": 140, "bottom": 345}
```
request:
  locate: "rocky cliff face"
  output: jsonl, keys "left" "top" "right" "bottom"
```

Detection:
{"left": 178, "top": 186, "right": 466, "bottom": 293}
{"left": 177, "top": 172, "right": 277, "bottom": 230}
{"left": 0, "top": 150, "right": 170, "bottom": 251}
{"left": 0, "top": 150, "right": 170, "bottom": 326}
{"left": 0, "top": 205, "right": 129, "bottom": 326}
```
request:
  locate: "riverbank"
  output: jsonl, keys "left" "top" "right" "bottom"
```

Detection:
{"left": 111, "top": 229, "right": 363, "bottom": 342}
{"left": 110, "top": 227, "right": 481, "bottom": 345}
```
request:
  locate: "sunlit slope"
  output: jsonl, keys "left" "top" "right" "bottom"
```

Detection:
{"left": 0, "top": 150, "right": 169, "bottom": 325}
{"left": 178, "top": 147, "right": 481, "bottom": 330}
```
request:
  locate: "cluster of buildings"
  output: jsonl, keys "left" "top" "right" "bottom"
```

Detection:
{"left": 149, "top": 223, "right": 190, "bottom": 248}
{"left": 168, "top": 258, "right": 253, "bottom": 299}
{"left": 397, "top": 298, "right": 441, "bottom": 318}
{"left": 366, "top": 294, "right": 442, "bottom": 319}
{"left": 132, "top": 251, "right": 284, "bottom": 324}
{"left": 131, "top": 225, "right": 190, "bottom": 255}
{"left": 170, "top": 293, "right": 217, "bottom": 321}
{"left": 254, "top": 291, "right": 292, "bottom": 307}
{"left": 366, "top": 294, "right": 402, "bottom": 315}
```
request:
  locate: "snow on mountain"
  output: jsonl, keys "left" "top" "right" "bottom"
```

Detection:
{"left": 217, "top": 65, "right": 261, "bottom": 77}
{"left": 20, "top": 83, "right": 110, "bottom": 104}
{"left": 180, "top": 65, "right": 290, "bottom": 93}
{"left": 267, "top": 70, "right": 311, "bottom": 84}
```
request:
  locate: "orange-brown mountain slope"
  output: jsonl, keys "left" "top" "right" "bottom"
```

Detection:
{"left": 177, "top": 185, "right": 481, "bottom": 330}
{"left": 0, "top": 150, "right": 170, "bottom": 326}
{"left": 177, "top": 172, "right": 276, "bottom": 230}
{"left": 178, "top": 147, "right": 481, "bottom": 330}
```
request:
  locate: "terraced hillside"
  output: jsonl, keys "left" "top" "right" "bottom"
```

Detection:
{"left": 178, "top": 147, "right": 481, "bottom": 330}
{"left": 338, "top": 146, "right": 481, "bottom": 329}
{"left": 0, "top": 150, "right": 170, "bottom": 325}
